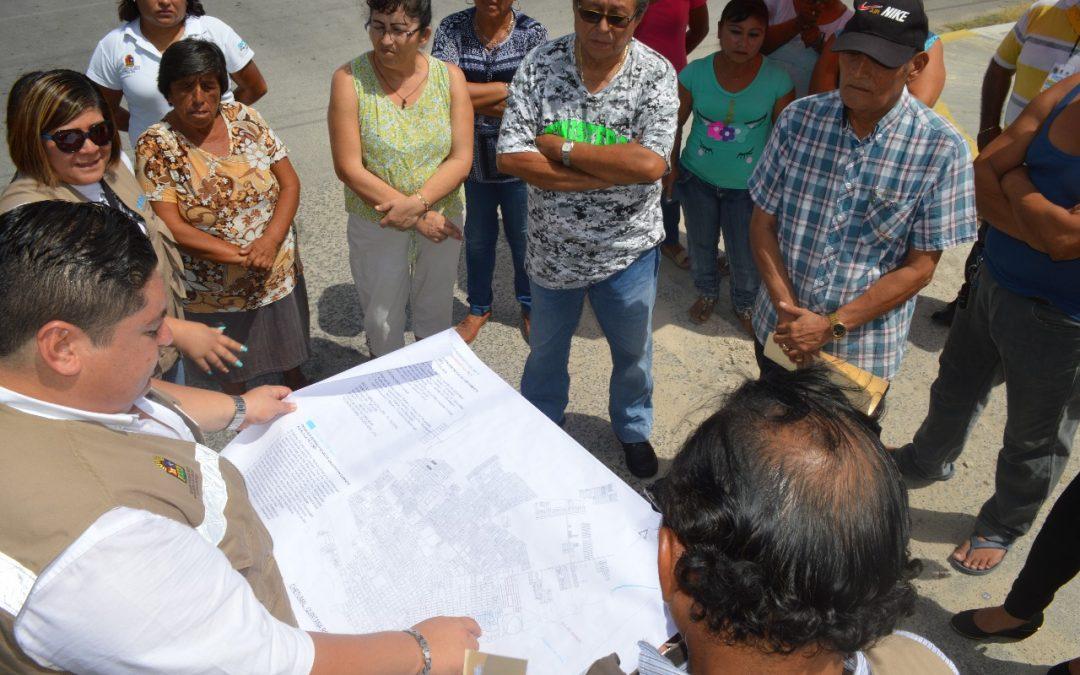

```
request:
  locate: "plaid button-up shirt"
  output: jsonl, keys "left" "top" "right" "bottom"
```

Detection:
{"left": 749, "top": 90, "right": 977, "bottom": 379}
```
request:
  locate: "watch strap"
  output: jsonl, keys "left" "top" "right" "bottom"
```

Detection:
{"left": 561, "top": 140, "right": 574, "bottom": 167}
{"left": 225, "top": 395, "right": 246, "bottom": 432}
{"left": 403, "top": 628, "right": 432, "bottom": 675}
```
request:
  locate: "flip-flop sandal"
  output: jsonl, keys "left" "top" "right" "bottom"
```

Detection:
{"left": 949, "top": 535, "right": 1010, "bottom": 576}
{"left": 689, "top": 296, "right": 717, "bottom": 325}
{"left": 662, "top": 244, "right": 691, "bottom": 270}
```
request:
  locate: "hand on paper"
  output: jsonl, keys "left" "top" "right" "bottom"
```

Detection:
{"left": 412, "top": 616, "right": 482, "bottom": 675}
{"left": 168, "top": 318, "right": 245, "bottom": 375}
{"left": 774, "top": 301, "right": 831, "bottom": 365}
{"left": 239, "top": 385, "right": 297, "bottom": 429}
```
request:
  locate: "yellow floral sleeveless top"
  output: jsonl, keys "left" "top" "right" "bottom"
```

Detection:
{"left": 345, "top": 52, "right": 464, "bottom": 221}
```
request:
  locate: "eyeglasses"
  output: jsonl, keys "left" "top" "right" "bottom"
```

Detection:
{"left": 575, "top": 2, "right": 636, "bottom": 28}
{"left": 365, "top": 21, "right": 422, "bottom": 40}
{"left": 41, "top": 120, "right": 114, "bottom": 153}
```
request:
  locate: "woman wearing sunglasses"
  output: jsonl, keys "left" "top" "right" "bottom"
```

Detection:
{"left": 431, "top": 0, "right": 548, "bottom": 345}
{"left": 87, "top": 0, "right": 266, "bottom": 147}
{"left": 137, "top": 40, "right": 309, "bottom": 395}
{"left": 667, "top": 0, "right": 794, "bottom": 331}
{"left": 328, "top": 0, "right": 472, "bottom": 358}
{"left": 0, "top": 69, "right": 245, "bottom": 383}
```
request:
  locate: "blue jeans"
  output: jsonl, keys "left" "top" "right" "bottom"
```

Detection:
{"left": 675, "top": 166, "right": 759, "bottom": 315}
{"left": 894, "top": 269, "right": 1080, "bottom": 543}
{"left": 661, "top": 193, "right": 681, "bottom": 248}
{"left": 463, "top": 179, "right": 530, "bottom": 316}
{"left": 521, "top": 247, "right": 660, "bottom": 443}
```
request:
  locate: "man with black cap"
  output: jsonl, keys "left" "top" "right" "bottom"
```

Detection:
{"left": 747, "top": 0, "right": 977, "bottom": 385}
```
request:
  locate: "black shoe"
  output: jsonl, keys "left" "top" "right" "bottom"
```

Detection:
{"left": 1047, "top": 661, "right": 1075, "bottom": 675}
{"left": 931, "top": 299, "right": 957, "bottom": 326}
{"left": 950, "top": 609, "right": 1042, "bottom": 642}
{"left": 622, "top": 441, "right": 659, "bottom": 478}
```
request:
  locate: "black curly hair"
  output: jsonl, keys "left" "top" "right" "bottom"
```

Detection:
{"left": 118, "top": 0, "right": 206, "bottom": 22}
{"left": 657, "top": 367, "right": 919, "bottom": 656}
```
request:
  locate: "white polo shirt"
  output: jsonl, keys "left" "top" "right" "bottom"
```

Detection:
{"left": 87, "top": 14, "right": 254, "bottom": 146}
{"left": 0, "top": 386, "right": 314, "bottom": 674}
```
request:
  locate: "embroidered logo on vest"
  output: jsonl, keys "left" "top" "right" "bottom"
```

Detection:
{"left": 155, "top": 456, "right": 189, "bottom": 483}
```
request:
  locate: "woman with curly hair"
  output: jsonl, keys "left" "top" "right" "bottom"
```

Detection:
{"left": 88, "top": 0, "right": 267, "bottom": 146}
{"left": 591, "top": 369, "right": 957, "bottom": 674}
{"left": 137, "top": 39, "right": 309, "bottom": 394}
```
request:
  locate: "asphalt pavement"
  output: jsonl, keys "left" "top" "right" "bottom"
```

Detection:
{"left": 0, "top": 2, "right": 1076, "bottom": 673}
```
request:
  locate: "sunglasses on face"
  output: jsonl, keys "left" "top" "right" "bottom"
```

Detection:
{"left": 41, "top": 120, "right": 114, "bottom": 153}
{"left": 575, "top": 2, "right": 636, "bottom": 28}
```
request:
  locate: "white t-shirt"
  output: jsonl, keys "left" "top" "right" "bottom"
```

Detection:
{"left": 86, "top": 14, "right": 254, "bottom": 146}
{"left": 0, "top": 386, "right": 315, "bottom": 674}
{"left": 765, "top": 0, "right": 852, "bottom": 97}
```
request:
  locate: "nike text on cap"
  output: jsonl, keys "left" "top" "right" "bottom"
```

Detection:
{"left": 833, "top": 0, "right": 930, "bottom": 70}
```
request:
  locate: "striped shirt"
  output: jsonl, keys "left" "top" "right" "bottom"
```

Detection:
{"left": 994, "top": 0, "right": 1080, "bottom": 125}
{"left": 748, "top": 91, "right": 977, "bottom": 380}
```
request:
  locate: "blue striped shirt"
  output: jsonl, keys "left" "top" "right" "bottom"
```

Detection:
{"left": 748, "top": 90, "right": 977, "bottom": 379}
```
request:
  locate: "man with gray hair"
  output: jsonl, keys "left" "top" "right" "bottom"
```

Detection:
{"left": 497, "top": 0, "right": 678, "bottom": 478}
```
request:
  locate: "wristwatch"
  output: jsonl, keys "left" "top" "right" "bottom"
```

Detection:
{"left": 226, "top": 395, "right": 247, "bottom": 432}
{"left": 561, "top": 139, "right": 575, "bottom": 167}
{"left": 827, "top": 311, "right": 848, "bottom": 340}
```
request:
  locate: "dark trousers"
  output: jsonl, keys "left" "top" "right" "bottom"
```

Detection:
{"left": 1003, "top": 472, "right": 1080, "bottom": 619}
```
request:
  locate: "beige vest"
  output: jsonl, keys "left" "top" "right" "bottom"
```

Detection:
{"left": 0, "top": 166, "right": 187, "bottom": 374}
{"left": 0, "top": 393, "right": 296, "bottom": 673}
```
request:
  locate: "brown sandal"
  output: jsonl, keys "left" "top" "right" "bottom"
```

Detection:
{"left": 689, "top": 296, "right": 717, "bottom": 325}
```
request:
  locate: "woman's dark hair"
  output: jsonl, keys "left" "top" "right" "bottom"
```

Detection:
{"left": 118, "top": 0, "right": 206, "bottom": 22}
{"left": 720, "top": 0, "right": 770, "bottom": 26}
{"left": 366, "top": 0, "right": 433, "bottom": 31}
{"left": 0, "top": 201, "right": 158, "bottom": 358}
{"left": 6, "top": 69, "right": 123, "bottom": 187}
{"left": 657, "top": 368, "right": 918, "bottom": 656}
{"left": 158, "top": 39, "right": 229, "bottom": 99}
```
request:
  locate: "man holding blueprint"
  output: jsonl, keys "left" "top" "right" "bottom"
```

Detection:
{"left": 0, "top": 202, "right": 481, "bottom": 674}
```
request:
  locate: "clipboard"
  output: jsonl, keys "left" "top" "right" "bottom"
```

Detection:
{"left": 463, "top": 650, "right": 528, "bottom": 675}
{"left": 763, "top": 332, "right": 889, "bottom": 416}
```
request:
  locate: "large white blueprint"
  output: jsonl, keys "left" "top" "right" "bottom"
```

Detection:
{"left": 223, "top": 330, "right": 673, "bottom": 674}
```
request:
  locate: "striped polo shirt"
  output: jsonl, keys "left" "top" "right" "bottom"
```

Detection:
{"left": 993, "top": 0, "right": 1080, "bottom": 125}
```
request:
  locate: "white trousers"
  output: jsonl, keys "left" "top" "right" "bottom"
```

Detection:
{"left": 346, "top": 212, "right": 462, "bottom": 356}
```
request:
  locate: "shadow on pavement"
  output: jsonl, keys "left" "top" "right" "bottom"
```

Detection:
{"left": 908, "top": 295, "right": 952, "bottom": 353}
{"left": 317, "top": 283, "right": 363, "bottom": 337}
{"left": 909, "top": 505, "right": 976, "bottom": 546}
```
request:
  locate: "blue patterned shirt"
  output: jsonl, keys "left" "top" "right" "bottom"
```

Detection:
{"left": 432, "top": 9, "right": 547, "bottom": 183}
{"left": 748, "top": 90, "right": 977, "bottom": 379}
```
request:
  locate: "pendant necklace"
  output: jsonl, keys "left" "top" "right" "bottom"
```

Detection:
{"left": 372, "top": 56, "right": 430, "bottom": 109}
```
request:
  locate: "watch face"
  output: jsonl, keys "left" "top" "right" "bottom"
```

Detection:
{"left": 832, "top": 323, "right": 847, "bottom": 338}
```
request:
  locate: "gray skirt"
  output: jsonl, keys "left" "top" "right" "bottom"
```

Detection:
{"left": 185, "top": 276, "right": 311, "bottom": 384}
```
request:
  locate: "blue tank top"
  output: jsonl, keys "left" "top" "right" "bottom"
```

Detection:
{"left": 984, "top": 81, "right": 1080, "bottom": 319}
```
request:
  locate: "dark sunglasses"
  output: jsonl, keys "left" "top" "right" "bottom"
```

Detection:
{"left": 41, "top": 120, "right": 114, "bottom": 153}
{"left": 575, "top": 3, "right": 636, "bottom": 28}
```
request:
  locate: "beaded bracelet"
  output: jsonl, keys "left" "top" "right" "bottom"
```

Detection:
{"left": 414, "top": 192, "right": 432, "bottom": 212}
{"left": 403, "top": 628, "right": 432, "bottom": 675}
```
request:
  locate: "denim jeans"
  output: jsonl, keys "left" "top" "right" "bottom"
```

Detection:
{"left": 463, "top": 179, "right": 530, "bottom": 316}
{"left": 894, "top": 268, "right": 1080, "bottom": 543}
{"left": 661, "top": 193, "right": 681, "bottom": 248}
{"left": 675, "top": 166, "right": 759, "bottom": 314}
{"left": 521, "top": 247, "right": 660, "bottom": 443}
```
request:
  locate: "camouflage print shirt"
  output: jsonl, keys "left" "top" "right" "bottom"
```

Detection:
{"left": 496, "top": 35, "right": 678, "bottom": 289}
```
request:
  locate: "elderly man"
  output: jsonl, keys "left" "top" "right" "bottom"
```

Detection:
{"left": 748, "top": 0, "right": 977, "bottom": 383}
{"left": 0, "top": 202, "right": 479, "bottom": 674}
{"left": 588, "top": 369, "right": 955, "bottom": 674}
{"left": 496, "top": 0, "right": 678, "bottom": 478}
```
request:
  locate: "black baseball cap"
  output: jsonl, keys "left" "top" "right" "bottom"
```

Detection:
{"left": 833, "top": 0, "right": 930, "bottom": 69}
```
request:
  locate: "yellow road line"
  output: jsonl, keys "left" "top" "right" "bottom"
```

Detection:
{"left": 939, "top": 29, "right": 976, "bottom": 44}
{"left": 933, "top": 100, "right": 979, "bottom": 157}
